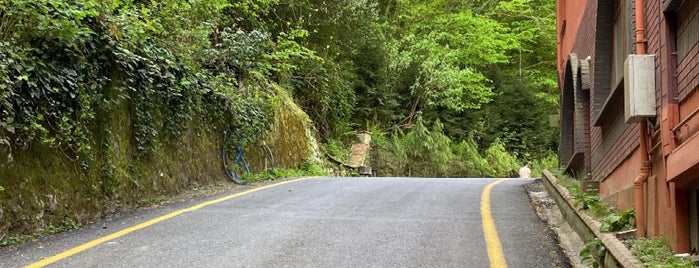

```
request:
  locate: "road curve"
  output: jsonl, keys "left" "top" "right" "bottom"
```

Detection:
{"left": 2, "top": 177, "right": 570, "bottom": 268}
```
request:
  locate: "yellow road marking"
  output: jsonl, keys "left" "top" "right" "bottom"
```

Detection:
{"left": 481, "top": 179, "right": 508, "bottom": 268}
{"left": 24, "top": 177, "right": 315, "bottom": 268}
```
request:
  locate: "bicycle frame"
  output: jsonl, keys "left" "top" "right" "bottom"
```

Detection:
{"left": 222, "top": 129, "right": 250, "bottom": 184}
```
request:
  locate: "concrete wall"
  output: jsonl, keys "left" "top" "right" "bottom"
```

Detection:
{"left": 542, "top": 170, "right": 644, "bottom": 268}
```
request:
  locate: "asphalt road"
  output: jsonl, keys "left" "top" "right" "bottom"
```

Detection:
{"left": 1, "top": 177, "right": 570, "bottom": 268}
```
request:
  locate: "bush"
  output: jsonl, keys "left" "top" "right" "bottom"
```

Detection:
{"left": 600, "top": 209, "right": 635, "bottom": 232}
{"left": 452, "top": 138, "right": 488, "bottom": 177}
{"left": 529, "top": 152, "right": 558, "bottom": 178}
{"left": 484, "top": 139, "right": 519, "bottom": 177}
{"left": 369, "top": 117, "right": 528, "bottom": 178}
{"left": 400, "top": 119, "right": 456, "bottom": 177}
{"left": 370, "top": 128, "right": 408, "bottom": 177}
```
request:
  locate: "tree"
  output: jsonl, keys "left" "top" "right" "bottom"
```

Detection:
{"left": 380, "top": 0, "right": 519, "bottom": 126}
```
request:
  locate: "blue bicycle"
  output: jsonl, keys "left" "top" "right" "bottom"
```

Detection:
{"left": 222, "top": 129, "right": 250, "bottom": 184}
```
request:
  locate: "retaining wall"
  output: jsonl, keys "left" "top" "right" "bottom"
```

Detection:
{"left": 541, "top": 170, "right": 644, "bottom": 268}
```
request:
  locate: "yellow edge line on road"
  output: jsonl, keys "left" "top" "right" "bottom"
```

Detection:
{"left": 481, "top": 179, "right": 508, "bottom": 268}
{"left": 24, "top": 177, "right": 315, "bottom": 268}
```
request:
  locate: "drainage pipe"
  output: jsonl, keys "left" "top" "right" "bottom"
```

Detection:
{"left": 633, "top": 0, "right": 651, "bottom": 238}
{"left": 634, "top": 125, "right": 650, "bottom": 237}
{"left": 635, "top": 0, "right": 647, "bottom": 55}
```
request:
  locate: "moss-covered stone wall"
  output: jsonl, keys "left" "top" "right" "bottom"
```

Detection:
{"left": 0, "top": 86, "right": 315, "bottom": 240}
{"left": 245, "top": 86, "right": 316, "bottom": 172}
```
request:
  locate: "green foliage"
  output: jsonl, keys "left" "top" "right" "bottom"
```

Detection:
{"left": 290, "top": 58, "right": 357, "bottom": 137}
{"left": 631, "top": 237, "right": 696, "bottom": 268}
{"left": 43, "top": 218, "right": 81, "bottom": 235}
{"left": 0, "top": 0, "right": 276, "bottom": 163}
{"left": 528, "top": 152, "right": 558, "bottom": 178}
{"left": 600, "top": 209, "right": 635, "bottom": 232}
{"left": 371, "top": 128, "right": 409, "bottom": 176}
{"left": 561, "top": 172, "right": 634, "bottom": 232}
{"left": 397, "top": 0, "right": 558, "bottom": 160}
{"left": 452, "top": 138, "right": 489, "bottom": 177}
{"left": 580, "top": 238, "right": 606, "bottom": 268}
{"left": 1, "top": 234, "right": 32, "bottom": 247}
{"left": 570, "top": 186, "right": 613, "bottom": 218}
{"left": 300, "top": 162, "right": 327, "bottom": 176}
{"left": 369, "top": 117, "right": 525, "bottom": 178}
{"left": 382, "top": 0, "right": 514, "bottom": 124}
{"left": 0, "top": 0, "right": 559, "bottom": 166}
{"left": 553, "top": 171, "right": 579, "bottom": 190}
{"left": 484, "top": 139, "right": 520, "bottom": 177}
{"left": 220, "top": 91, "right": 274, "bottom": 147}
{"left": 248, "top": 164, "right": 328, "bottom": 183}
{"left": 399, "top": 118, "right": 455, "bottom": 177}
{"left": 219, "top": 0, "right": 374, "bottom": 138}
{"left": 323, "top": 139, "right": 352, "bottom": 162}
{"left": 0, "top": 217, "right": 80, "bottom": 246}
{"left": 206, "top": 27, "right": 272, "bottom": 78}
{"left": 0, "top": 0, "right": 282, "bottom": 238}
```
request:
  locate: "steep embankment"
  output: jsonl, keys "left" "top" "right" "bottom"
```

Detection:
{"left": 0, "top": 85, "right": 318, "bottom": 241}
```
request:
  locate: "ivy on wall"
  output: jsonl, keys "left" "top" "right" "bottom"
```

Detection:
{"left": 0, "top": 0, "right": 289, "bottom": 168}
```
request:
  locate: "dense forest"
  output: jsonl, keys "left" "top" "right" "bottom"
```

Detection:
{"left": 0, "top": 0, "right": 557, "bottom": 179}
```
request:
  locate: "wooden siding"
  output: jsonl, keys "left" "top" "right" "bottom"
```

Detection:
{"left": 591, "top": 95, "right": 638, "bottom": 182}
{"left": 677, "top": 1, "right": 699, "bottom": 102}
{"left": 647, "top": 0, "right": 663, "bottom": 118}
{"left": 678, "top": 45, "right": 699, "bottom": 101}
{"left": 591, "top": 0, "right": 614, "bottom": 125}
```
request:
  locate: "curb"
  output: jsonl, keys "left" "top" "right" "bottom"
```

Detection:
{"left": 541, "top": 170, "right": 644, "bottom": 268}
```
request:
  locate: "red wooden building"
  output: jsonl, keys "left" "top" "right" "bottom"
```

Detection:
{"left": 557, "top": 0, "right": 699, "bottom": 252}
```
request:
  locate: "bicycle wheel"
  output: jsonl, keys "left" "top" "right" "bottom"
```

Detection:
{"left": 222, "top": 130, "right": 246, "bottom": 184}
{"left": 232, "top": 148, "right": 250, "bottom": 182}
{"left": 261, "top": 143, "right": 275, "bottom": 171}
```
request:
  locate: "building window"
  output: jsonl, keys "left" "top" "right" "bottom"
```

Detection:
{"left": 593, "top": 0, "right": 631, "bottom": 126}
{"left": 611, "top": 0, "right": 633, "bottom": 89}
{"left": 677, "top": 1, "right": 699, "bottom": 63}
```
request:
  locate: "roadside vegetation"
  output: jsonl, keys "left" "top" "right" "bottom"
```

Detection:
{"left": 246, "top": 164, "right": 328, "bottom": 183}
{"left": 549, "top": 170, "right": 696, "bottom": 267}
{"left": 325, "top": 117, "right": 559, "bottom": 178}
{"left": 631, "top": 237, "right": 696, "bottom": 267}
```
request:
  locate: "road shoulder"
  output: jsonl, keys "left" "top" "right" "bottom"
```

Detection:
{"left": 525, "top": 180, "right": 587, "bottom": 267}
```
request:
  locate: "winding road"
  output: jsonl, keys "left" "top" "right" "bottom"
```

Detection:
{"left": 2, "top": 177, "right": 570, "bottom": 268}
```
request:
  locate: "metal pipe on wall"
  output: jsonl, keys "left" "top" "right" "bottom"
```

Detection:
{"left": 633, "top": 0, "right": 651, "bottom": 238}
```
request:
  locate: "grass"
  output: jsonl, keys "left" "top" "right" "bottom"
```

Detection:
{"left": 246, "top": 163, "right": 328, "bottom": 183}
{"left": 631, "top": 237, "right": 696, "bottom": 267}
